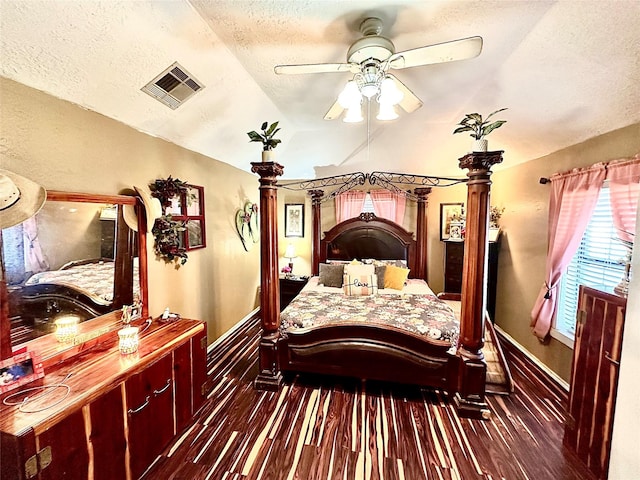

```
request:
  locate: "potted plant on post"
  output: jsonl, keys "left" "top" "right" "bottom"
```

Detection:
{"left": 247, "top": 121, "right": 281, "bottom": 162}
{"left": 453, "top": 108, "right": 507, "bottom": 152}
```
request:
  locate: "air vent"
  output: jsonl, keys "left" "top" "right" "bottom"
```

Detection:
{"left": 141, "top": 62, "right": 204, "bottom": 109}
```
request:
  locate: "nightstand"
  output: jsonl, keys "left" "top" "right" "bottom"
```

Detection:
{"left": 443, "top": 238, "right": 500, "bottom": 321}
{"left": 279, "top": 276, "right": 308, "bottom": 311}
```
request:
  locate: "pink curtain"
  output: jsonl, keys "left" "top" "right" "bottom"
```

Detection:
{"left": 530, "top": 164, "right": 606, "bottom": 339}
{"left": 335, "top": 191, "right": 366, "bottom": 223}
{"left": 607, "top": 156, "right": 640, "bottom": 243}
{"left": 22, "top": 217, "right": 48, "bottom": 274}
{"left": 370, "top": 189, "right": 406, "bottom": 225}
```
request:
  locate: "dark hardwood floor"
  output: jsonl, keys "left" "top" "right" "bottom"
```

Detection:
{"left": 142, "top": 316, "right": 595, "bottom": 480}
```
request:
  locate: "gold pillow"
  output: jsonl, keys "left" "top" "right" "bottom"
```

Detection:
{"left": 384, "top": 265, "right": 410, "bottom": 290}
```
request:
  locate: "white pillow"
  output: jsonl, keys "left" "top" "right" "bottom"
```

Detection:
{"left": 344, "top": 263, "right": 375, "bottom": 277}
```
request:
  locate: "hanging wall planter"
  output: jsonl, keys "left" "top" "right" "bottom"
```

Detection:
{"left": 149, "top": 176, "right": 193, "bottom": 267}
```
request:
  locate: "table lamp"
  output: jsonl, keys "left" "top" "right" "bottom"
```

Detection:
{"left": 284, "top": 243, "right": 297, "bottom": 274}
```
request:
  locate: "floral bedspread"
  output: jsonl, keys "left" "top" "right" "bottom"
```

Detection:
{"left": 280, "top": 290, "right": 459, "bottom": 343}
{"left": 24, "top": 260, "right": 140, "bottom": 305}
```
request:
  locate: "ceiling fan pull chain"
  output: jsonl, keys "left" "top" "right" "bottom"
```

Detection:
{"left": 367, "top": 99, "right": 371, "bottom": 163}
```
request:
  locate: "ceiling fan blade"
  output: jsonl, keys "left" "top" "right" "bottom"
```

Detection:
{"left": 387, "top": 74, "right": 423, "bottom": 113}
{"left": 323, "top": 99, "right": 345, "bottom": 120}
{"left": 388, "top": 36, "right": 483, "bottom": 70}
{"left": 274, "top": 63, "right": 359, "bottom": 75}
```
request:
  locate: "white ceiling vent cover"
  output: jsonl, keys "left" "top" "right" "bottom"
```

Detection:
{"left": 142, "top": 62, "right": 204, "bottom": 109}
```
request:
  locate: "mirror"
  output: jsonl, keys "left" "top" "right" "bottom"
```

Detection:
{"left": 1, "top": 190, "right": 148, "bottom": 356}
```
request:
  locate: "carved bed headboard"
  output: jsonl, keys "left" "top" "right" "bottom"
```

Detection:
{"left": 319, "top": 213, "right": 417, "bottom": 277}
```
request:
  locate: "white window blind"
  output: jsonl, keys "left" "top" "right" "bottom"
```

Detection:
{"left": 555, "top": 186, "right": 627, "bottom": 339}
{"left": 362, "top": 193, "right": 375, "bottom": 213}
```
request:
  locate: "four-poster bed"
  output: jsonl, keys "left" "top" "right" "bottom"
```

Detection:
{"left": 252, "top": 151, "right": 503, "bottom": 419}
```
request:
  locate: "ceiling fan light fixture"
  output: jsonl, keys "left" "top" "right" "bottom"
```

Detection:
{"left": 343, "top": 105, "right": 363, "bottom": 123}
{"left": 378, "top": 77, "right": 403, "bottom": 106}
{"left": 338, "top": 80, "right": 362, "bottom": 108}
{"left": 376, "top": 103, "right": 399, "bottom": 121}
{"left": 360, "top": 82, "right": 379, "bottom": 99}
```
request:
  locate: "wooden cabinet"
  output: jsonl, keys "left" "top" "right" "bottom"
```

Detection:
{"left": 0, "top": 318, "right": 207, "bottom": 480}
{"left": 126, "top": 353, "right": 174, "bottom": 479}
{"left": 443, "top": 239, "right": 500, "bottom": 321}
{"left": 564, "top": 286, "right": 626, "bottom": 480}
{"left": 279, "top": 277, "right": 308, "bottom": 311}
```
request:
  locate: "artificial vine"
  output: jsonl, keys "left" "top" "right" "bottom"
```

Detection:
{"left": 151, "top": 214, "right": 188, "bottom": 266}
{"left": 149, "top": 176, "right": 194, "bottom": 209}
{"left": 149, "top": 176, "right": 191, "bottom": 266}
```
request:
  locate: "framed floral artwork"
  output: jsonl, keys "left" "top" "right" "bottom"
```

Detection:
{"left": 440, "top": 202, "right": 464, "bottom": 241}
{"left": 284, "top": 203, "right": 304, "bottom": 237}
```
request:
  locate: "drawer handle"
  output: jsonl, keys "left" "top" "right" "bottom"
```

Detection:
{"left": 128, "top": 396, "right": 150, "bottom": 415}
{"left": 605, "top": 352, "right": 620, "bottom": 366}
{"left": 154, "top": 379, "right": 171, "bottom": 396}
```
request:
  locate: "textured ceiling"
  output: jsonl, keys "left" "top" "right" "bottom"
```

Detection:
{"left": 1, "top": 0, "right": 639, "bottom": 179}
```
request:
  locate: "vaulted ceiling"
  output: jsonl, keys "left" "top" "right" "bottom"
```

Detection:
{"left": 1, "top": 1, "right": 639, "bottom": 179}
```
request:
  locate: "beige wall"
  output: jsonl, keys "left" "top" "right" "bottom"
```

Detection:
{"left": 427, "top": 124, "right": 640, "bottom": 381}
{"left": 1, "top": 77, "right": 261, "bottom": 342}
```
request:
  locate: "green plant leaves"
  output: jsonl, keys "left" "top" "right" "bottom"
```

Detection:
{"left": 482, "top": 120, "right": 507, "bottom": 137}
{"left": 453, "top": 109, "right": 507, "bottom": 140}
{"left": 247, "top": 121, "right": 281, "bottom": 151}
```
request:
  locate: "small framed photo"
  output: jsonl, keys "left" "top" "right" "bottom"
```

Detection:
{"left": 440, "top": 203, "right": 464, "bottom": 241}
{"left": 0, "top": 352, "right": 44, "bottom": 394}
{"left": 284, "top": 203, "right": 304, "bottom": 237}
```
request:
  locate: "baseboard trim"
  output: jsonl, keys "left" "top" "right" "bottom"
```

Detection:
{"left": 494, "top": 325, "right": 569, "bottom": 392}
{"left": 207, "top": 307, "right": 260, "bottom": 354}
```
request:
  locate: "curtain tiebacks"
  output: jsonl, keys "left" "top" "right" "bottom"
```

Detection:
{"left": 543, "top": 281, "right": 554, "bottom": 299}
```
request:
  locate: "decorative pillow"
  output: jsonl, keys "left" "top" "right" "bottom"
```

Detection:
{"left": 318, "top": 263, "right": 345, "bottom": 287}
{"left": 374, "top": 265, "right": 386, "bottom": 289}
{"left": 344, "top": 263, "right": 375, "bottom": 277}
{"left": 370, "top": 259, "right": 407, "bottom": 268}
{"left": 384, "top": 264, "right": 410, "bottom": 290}
{"left": 343, "top": 274, "right": 378, "bottom": 296}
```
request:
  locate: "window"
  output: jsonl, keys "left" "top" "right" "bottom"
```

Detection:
{"left": 554, "top": 186, "right": 627, "bottom": 344}
{"left": 166, "top": 184, "right": 206, "bottom": 250}
{"left": 362, "top": 193, "right": 375, "bottom": 213}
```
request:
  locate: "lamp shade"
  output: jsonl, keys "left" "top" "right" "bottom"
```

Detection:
{"left": 343, "top": 105, "right": 363, "bottom": 123}
{"left": 284, "top": 243, "right": 297, "bottom": 260}
{"left": 338, "top": 80, "right": 362, "bottom": 109}
{"left": 376, "top": 103, "right": 399, "bottom": 121}
{"left": 378, "top": 77, "right": 403, "bottom": 106}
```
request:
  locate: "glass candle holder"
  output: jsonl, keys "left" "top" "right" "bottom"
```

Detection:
{"left": 118, "top": 326, "right": 139, "bottom": 355}
{"left": 54, "top": 316, "right": 79, "bottom": 343}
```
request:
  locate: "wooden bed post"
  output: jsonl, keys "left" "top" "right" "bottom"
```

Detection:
{"left": 309, "top": 189, "right": 324, "bottom": 276}
{"left": 0, "top": 232, "right": 11, "bottom": 360}
{"left": 413, "top": 187, "right": 431, "bottom": 282}
{"left": 252, "top": 161, "right": 284, "bottom": 391}
{"left": 455, "top": 151, "right": 503, "bottom": 419}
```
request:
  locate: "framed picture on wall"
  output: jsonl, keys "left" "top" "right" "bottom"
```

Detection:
{"left": 284, "top": 203, "right": 304, "bottom": 237}
{"left": 440, "top": 202, "right": 464, "bottom": 241}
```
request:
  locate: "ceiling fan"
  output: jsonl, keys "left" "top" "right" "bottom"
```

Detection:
{"left": 274, "top": 17, "right": 483, "bottom": 122}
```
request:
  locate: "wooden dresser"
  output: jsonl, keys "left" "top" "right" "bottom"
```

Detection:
{"left": 443, "top": 239, "right": 500, "bottom": 321}
{"left": 564, "top": 286, "right": 626, "bottom": 480}
{"left": 0, "top": 316, "right": 207, "bottom": 480}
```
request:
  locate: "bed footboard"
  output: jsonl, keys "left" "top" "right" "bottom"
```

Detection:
{"left": 279, "top": 325, "right": 459, "bottom": 391}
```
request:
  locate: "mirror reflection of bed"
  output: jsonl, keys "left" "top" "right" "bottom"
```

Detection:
{"left": 2, "top": 193, "right": 139, "bottom": 347}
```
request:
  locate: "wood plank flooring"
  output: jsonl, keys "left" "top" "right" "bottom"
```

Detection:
{"left": 142, "top": 316, "right": 595, "bottom": 480}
